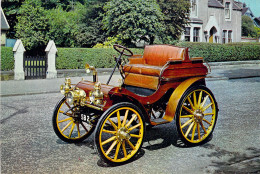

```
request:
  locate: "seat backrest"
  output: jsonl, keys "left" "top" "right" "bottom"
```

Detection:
{"left": 143, "top": 45, "right": 185, "bottom": 66}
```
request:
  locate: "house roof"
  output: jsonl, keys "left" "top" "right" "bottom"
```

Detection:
{"left": 208, "top": 0, "right": 224, "bottom": 8}
{"left": 233, "top": 2, "right": 242, "bottom": 11}
{"left": 242, "top": 7, "right": 249, "bottom": 15}
{"left": 1, "top": 8, "right": 10, "bottom": 30}
{"left": 190, "top": 18, "right": 203, "bottom": 24}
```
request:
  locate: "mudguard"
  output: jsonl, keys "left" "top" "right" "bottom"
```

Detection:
{"left": 163, "top": 77, "right": 205, "bottom": 122}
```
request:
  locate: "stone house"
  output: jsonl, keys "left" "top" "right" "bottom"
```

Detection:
{"left": 181, "top": 0, "right": 242, "bottom": 43}
{"left": 1, "top": 7, "right": 10, "bottom": 46}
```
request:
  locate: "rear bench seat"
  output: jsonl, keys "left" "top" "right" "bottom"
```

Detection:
{"left": 123, "top": 45, "right": 185, "bottom": 90}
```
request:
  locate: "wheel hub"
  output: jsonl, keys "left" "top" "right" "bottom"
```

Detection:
{"left": 117, "top": 127, "right": 130, "bottom": 142}
{"left": 193, "top": 109, "right": 204, "bottom": 123}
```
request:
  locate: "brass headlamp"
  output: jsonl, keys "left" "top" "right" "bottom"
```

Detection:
{"left": 89, "top": 82, "right": 104, "bottom": 105}
{"left": 66, "top": 88, "right": 86, "bottom": 105}
{"left": 60, "top": 78, "right": 71, "bottom": 95}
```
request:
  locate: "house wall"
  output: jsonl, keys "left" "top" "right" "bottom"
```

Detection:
{"left": 1, "top": 31, "right": 7, "bottom": 46}
{"left": 181, "top": 0, "right": 241, "bottom": 43}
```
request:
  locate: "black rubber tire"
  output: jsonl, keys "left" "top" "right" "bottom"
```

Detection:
{"left": 94, "top": 102, "right": 145, "bottom": 165}
{"left": 52, "top": 97, "right": 95, "bottom": 143}
{"left": 175, "top": 85, "right": 218, "bottom": 146}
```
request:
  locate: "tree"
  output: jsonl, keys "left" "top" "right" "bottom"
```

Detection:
{"left": 46, "top": 3, "right": 85, "bottom": 47}
{"left": 157, "top": 0, "right": 190, "bottom": 43}
{"left": 102, "top": 0, "right": 164, "bottom": 46}
{"left": 75, "top": 0, "right": 109, "bottom": 47}
{"left": 242, "top": 16, "right": 257, "bottom": 37}
{"left": 2, "top": 0, "right": 25, "bottom": 38}
{"left": 15, "top": 0, "right": 49, "bottom": 51}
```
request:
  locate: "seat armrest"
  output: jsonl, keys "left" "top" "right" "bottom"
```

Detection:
{"left": 190, "top": 57, "right": 203, "bottom": 61}
{"left": 128, "top": 55, "right": 145, "bottom": 64}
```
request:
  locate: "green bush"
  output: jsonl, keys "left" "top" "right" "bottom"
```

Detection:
{"left": 56, "top": 48, "right": 144, "bottom": 69}
{"left": 1, "top": 47, "right": 14, "bottom": 71}
{"left": 177, "top": 42, "right": 260, "bottom": 62}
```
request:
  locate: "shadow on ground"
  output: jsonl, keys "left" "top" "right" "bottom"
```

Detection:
{"left": 201, "top": 144, "right": 260, "bottom": 173}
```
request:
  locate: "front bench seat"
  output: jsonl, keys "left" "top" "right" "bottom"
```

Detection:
{"left": 123, "top": 45, "right": 185, "bottom": 90}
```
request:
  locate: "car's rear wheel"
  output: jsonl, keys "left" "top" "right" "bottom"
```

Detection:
{"left": 95, "top": 102, "right": 145, "bottom": 165}
{"left": 176, "top": 86, "right": 218, "bottom": 145}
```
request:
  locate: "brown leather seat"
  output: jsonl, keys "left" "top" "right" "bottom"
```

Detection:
{"left": 123, "top": 45, "right": 185, "bottom": 90}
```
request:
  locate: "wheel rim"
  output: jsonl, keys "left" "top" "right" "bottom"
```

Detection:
{"left": 179, "top": 89, "right": 216, "bottom": 143}
{"left": 98, "top": 107, "right": 144, "bottom": 162}
{"left": 56, "top": 100, "right": 93, "bottom": 140}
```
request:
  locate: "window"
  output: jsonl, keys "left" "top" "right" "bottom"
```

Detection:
{"left": 222, "top": 30, "right": 227, "bottom": 43}
{"left": 191, "top": 0, "right": 197, "bottom": 16}
{"left": 185, "top": 27, "right": 191, "bottom": 41}
{"left": 228, "top": 30, "right": 232, "bottom": 43}
{"left": 225, "top": 2, "right": 231, "bottom": 19}
{"left": 193, "top": 27, "right": 200, "bottom": 42}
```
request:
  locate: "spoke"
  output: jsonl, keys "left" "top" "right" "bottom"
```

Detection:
{"left": 76, "top": 123, "right": 80, "bottom": 138}
{"left": 64, "top": 101, "right": 71, "bottom": 109}
{"left": 101, "top": 136, "right": 116, "bottom": 146}
{"left": 122, "top": 109, "right": 129, "bottom": 127}
{"left": 80, "top": 122, "right": 88, "bottom": 132}
{"left": 200, "top": 122, "right": 207, "bottom": 134}
{"left": 122, "top": 141, "right": 127, "bottom": 158}
{"left": 108, "top": 118, "right": 118, "bottom": 130}
{"left": 180, "top": 115, "right": 193, "bottom": 118}
{"left": 130, "top": 134, "right": 142, "bottom": 138}
{"left": 114, "top": 142, "right": 122, "bottom": 160}
{"left": 193, "top": 91, "right": 197, "bottom": 108}
{"left": 202, "top": 103, "right": 213, "bottom": 112}
{"left": 69, "top": 122, "right": 76, "bottom": 138}
{"left": 197, "top": 123, "right": 201, "bottom": 140}
{"left": 181, "top": 119, "right": 193, "bottom": 129}
{"left": 126, "top": 139, "right": 136, "bottom": 150}
{"left": 187, "top": 97, "right": 195, "bottom": 111}
{"left": 125, "top": 114, "right": 137, "bottom": 128}
{"left": 203, "top": 119, "right": 212, "bottom": 125}
{"left": 102, "top": 129, "right": 116, "bottom": 135}
{"left": 185, "top": 122, "right": 195, "bottom": 137}
{"left": 204, "top": 113, "right": 214, "bottom": 116}
{"left": 200, "top": 95, "right": 209, "bottom": 108}
{"left": 58, "top": 117, "right": 73, "bottom": 123}
{"left": 198, "top": 91, "right": 203, "bottom": 107}
{"left": 191, "top": 122, "right": 197, "bottom": 141}
{"left": 105, "top": 140, "right": 117, "bottom": 156}
{"left": 182, "top": 106, "right": 194, "bottom": 115}
{"left": 128, "top": 123, "right": 141, "bottom": 132}
{"left": 117, "top": 111, "right": 121, "bottom": 128}
{"left": 61, "top": 121, "right": 73, "bottom": 133}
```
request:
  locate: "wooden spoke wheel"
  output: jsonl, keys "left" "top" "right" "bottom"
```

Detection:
{"left": 95, "top": 102, "right": 145, "bottom": 164}
{"left": 176, "top": 86, "right": 218, "bottom": 145}
{"left": 52, "top": 97, "right": 95, "bottom": 143}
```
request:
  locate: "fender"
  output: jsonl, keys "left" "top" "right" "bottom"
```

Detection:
{"left": 163, "top": 77, "right": 205, "bottom": 122}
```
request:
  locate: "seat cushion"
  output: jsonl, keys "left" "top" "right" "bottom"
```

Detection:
{"left": 124, "top": 73, "right": 159, "bottom": 90}
{"left": 143, "top": 45, "right": 184, "bottom": 66}
{"left": 123, "top": 64, "right": 162, "bottom": 77}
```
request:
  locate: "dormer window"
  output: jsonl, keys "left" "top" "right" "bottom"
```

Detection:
{"left": 225, "top": 2, "right": 231, "bottom": 19}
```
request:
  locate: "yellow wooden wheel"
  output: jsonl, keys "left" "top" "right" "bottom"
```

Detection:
{"left": 176, "top": 86, "right": 218, "bottom": 145}
{"left": 52, "top": 97, "right": 95, "bottom": 143}
{"left": 95, "top": 102, "right": 145, "bottom": 164}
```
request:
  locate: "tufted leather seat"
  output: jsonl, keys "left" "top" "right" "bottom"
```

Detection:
{"left": 123, "top": 45, "right": 185, "bottom": 90}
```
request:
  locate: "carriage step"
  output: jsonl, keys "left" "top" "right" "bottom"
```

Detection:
{"left": 150, "top": 118, "right": 170, "bottom": 125}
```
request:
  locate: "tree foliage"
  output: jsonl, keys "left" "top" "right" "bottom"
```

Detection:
{"left": 103, "top": 0, "right": 164, "bottom": 46}
{"left": 15, "top": 0, "right": 49, "bottom": 50}
{"left": 157, "top": 0, "right": 190, "bottom": 43}
{"left": 242, "top": 16, "right": 257, "bottom": 38}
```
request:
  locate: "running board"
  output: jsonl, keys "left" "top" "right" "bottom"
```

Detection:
{"left": 150, "top": 118, "right": 170, "bottom": 125}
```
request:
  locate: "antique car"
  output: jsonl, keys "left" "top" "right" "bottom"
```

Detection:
{"left": 52, "top": 44, "right": 218, "bottom": 165}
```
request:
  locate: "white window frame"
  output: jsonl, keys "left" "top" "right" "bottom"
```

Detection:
{"left": 225, "top": 2, "right": 231, "bottom": 21}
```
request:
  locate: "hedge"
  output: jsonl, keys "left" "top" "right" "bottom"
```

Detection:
{"left": 56, "top": 48, "right": 144, "bottom": 69}
{"left": 176, "top": 42, "right": 260, "bottom": 62}
{"left": 1, "top": 47, "right": 14, "bottom": 71}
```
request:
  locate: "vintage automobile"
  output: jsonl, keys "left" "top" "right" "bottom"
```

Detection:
{"left": 52, "top": 44, "right": 218, "bottom": 164}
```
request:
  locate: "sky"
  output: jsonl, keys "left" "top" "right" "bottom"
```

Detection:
{"left": 237, "top": 0, "right": 260, "bottom": 17}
